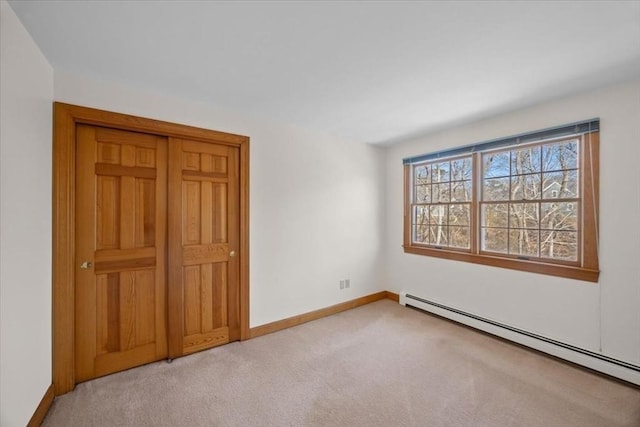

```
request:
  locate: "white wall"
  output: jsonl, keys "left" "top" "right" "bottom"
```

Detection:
{"left": 0, "top": 1, "right": 54, "bottom": 425}
{"left": 54, "top": 71, "right": 387, "bottom": 328}
{"left": 386, "top": 79, "right": 640, "bottom": 366}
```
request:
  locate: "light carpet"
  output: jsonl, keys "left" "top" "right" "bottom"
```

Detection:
{"left": 43, "top": 300, "right": 640, "bottom": 426}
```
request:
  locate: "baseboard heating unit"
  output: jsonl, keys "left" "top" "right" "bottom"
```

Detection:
{"left": 399, "top": 292, "right": 640, "bottom": 386}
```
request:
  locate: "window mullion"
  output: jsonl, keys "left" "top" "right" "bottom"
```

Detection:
{"left": 471, "top": 152, "right": 480, "bottom": 254}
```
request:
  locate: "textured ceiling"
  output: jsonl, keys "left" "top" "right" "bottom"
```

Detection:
{"left": 9, "top": 1, "right": 640, "bottom": 145}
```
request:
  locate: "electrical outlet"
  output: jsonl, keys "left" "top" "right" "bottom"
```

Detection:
{"left": 339, "top": 280, "right": 345, "bottom": 290}
{"left": 345, "top": 279, "right": 350, "bottom": 289}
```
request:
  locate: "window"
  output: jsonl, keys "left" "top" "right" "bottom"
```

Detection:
{"left": 480, "top": 138, "right": 580, "bottom": 261}
{"left": 403, "top": 120, "right": 599, "bottom": 282}
{"left": 413, "top": 156, "right": 472, "bottom": 249}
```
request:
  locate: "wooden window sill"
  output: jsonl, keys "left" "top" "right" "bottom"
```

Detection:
{"left": 402, "top": 245, "right": 599, "bottom": 282}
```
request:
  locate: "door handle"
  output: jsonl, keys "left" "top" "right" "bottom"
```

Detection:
{"left": 80, "top": 261, "right": 93, "bottom": 269}
{"left": 229, "top": 250, "right": 236, "bottom": 257}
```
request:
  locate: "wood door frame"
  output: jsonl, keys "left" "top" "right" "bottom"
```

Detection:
{"left": 52, "top": 102, "right": 250, "bottom": 395}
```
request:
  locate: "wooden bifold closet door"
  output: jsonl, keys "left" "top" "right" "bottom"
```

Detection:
{"left": 74, "top": 124, "right": 239, "bottom": 382}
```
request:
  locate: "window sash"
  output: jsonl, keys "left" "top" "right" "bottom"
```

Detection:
{"left": 410, "top": 154, "right": 473, "bottom": 251}
{"left": 478, "top": 200, "right": 581, "bottom": 264}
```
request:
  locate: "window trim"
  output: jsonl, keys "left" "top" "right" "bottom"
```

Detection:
{"left": 403, "top": 130, "right": 599, "bottom": 283}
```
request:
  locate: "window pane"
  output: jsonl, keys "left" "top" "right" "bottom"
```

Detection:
{"left": 429, "top": 205, "right": 448, "bottom": 225}
{"left": 482, "top": 203, "right": 508, "bottom": 228}
{"left": 431, "top": 184, "right": 440, "bottom": 203}
{"left": 451, "top": 180, "right": 472, "bottom": 202}
{"left": 509, "top": 203, "right": 539, "bottom": 229}
{"left": 451, "top": 158, "right": 472, "bottom": 181}
{"left": 450, "top": 226, "right": 470, "bottom": 248}
{"left": 432, "top": 162, "right": 450, "bottom": 183}
{"left": 449, "top": 204, "right": 470, "bottom": 226}
{"left": 511, "top": 146, "right": 541, "bottom": 175}
{"left": 509, "top": 229, "right": 539, "bottom": 257}
{"left": 413, "top": 225, "right": 429, "bottom": 244}
{"left": 414, "top": 205, "right": 429, "bottom": 225}
{"left": 483, "top": 152, "right": 510, "bottom": 178}
{"left": 437, "top": 183, "right": 450, "bottom": 203}
{"left": 541, "top": 231, "right": 577, "bottom": 261}
{"left": 429, "top": 225, "right": 448, "bottom": 246}
{"left": 482, "top": 228, "right": 508, "bottom": 253}
{"left": 510, "top": 173, "right": 541, "bottom": 200}
{"left": 542, "top": 170, "right": 578, "bottom": 199}
{"left": 415, "top": 164, "right": 431, "bottom": 184}
{"left": 542, "top": 140, "right": 578, "bottom": 171}
{"left": 541, "top": 202, "right": 578, "bottom": 231}
{"left": 483, "top": 177, "right": 510, "bottom": 201}
{"left": 415, "top": 185, "right": 431, "bottom": 203}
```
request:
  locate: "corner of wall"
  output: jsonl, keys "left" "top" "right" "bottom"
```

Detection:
{"left": 1, "top": 1, "right": 54, "bottom": 425}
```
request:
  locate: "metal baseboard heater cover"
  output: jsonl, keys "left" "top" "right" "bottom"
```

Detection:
{"left": 399, "top": 292, "right": 640, "bottom": 386}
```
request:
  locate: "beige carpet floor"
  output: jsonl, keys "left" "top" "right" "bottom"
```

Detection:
{"left": 43, "top": 299, "right": 640, "bottom": 427}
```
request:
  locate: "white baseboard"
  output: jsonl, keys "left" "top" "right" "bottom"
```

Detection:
{"left": 399, "top": 292, "right": 640, "bottom": 386}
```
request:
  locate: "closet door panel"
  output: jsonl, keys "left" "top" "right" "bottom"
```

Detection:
{"left": 168, "top": 138, "right": 240, "bottom": 357}
{"left": 75, "top": 125, "right": 167, "bottom": 382}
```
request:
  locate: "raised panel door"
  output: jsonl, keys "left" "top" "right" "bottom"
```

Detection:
{"left": 75, "top": 125, "right": 168, "bottom": 381}
{"left": 168, "top": 138, "right": 240, "bottom": 357}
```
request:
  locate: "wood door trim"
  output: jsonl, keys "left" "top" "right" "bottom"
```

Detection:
{"left": 166, "top": 139, "right": 183, "bottom": 359}
{"left": 53, "top": 102, "right": 250, "bottom": 395}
